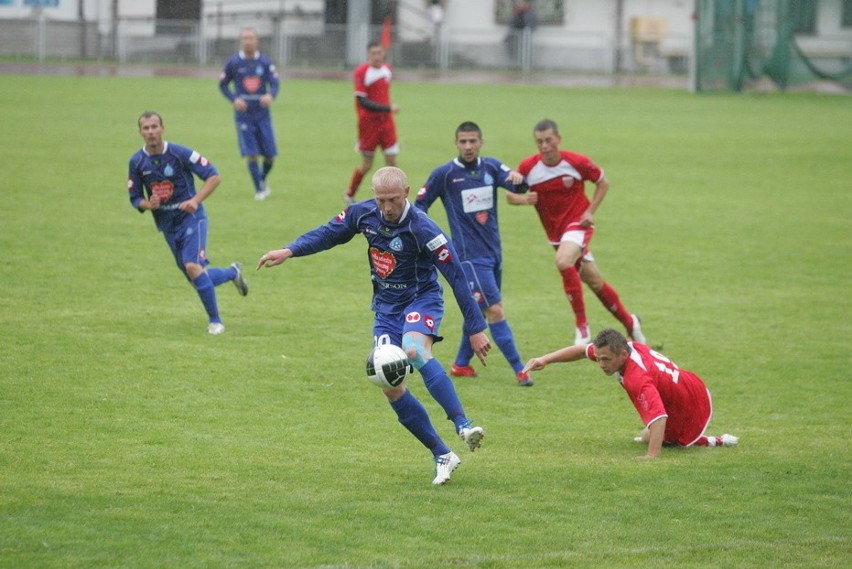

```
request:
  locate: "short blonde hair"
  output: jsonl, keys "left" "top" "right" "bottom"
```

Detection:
{"left": 372, "top": 166, "right": 408, "bottom": 191}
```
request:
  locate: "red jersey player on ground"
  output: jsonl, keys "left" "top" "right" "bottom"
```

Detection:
{"left": 511, "top": 118, "right": 645, "bottom": 345}
{"left": 522, "top": 328, "right": 738, "bottom": 459}
{"left": 344, "top": 41, "right": 400, "bottom": 205}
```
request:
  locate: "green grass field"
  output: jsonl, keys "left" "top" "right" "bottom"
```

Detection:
{"left": 0, "top": 72, "right": 850, "bottom": 568}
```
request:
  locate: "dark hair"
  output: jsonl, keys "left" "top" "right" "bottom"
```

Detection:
{"left": 534, "top": 118, "right": 559, "bottom": 135}
{"left": 593, "top": 328, "right": 630, "bottom": 354}
{"left": 138, "top": 111, "right": 163, "bottom": 127}
{"left": 455, "top": 121, "right": 482, "bottom": 138}
{"left": 368, "top": 40, "right": 382, "bottom": 50}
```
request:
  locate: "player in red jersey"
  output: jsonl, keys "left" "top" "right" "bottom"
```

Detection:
{"left": 344, "top": 41, "right": 400, "bottom": 205}
{"left": 511, "top": 118, "right": 645, "bottom": 345}
{"left": 522, "top": 328, "right": 738, "bottom": 459}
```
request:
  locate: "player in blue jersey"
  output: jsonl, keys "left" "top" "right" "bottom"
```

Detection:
{"left": 128, "top": 111, "right": 248, "bottom": 335}
{"left": 219, "top": 27, "right": 280, "bottom": 201}
{"left": 416, "top": 121, "right": 532, "bottom": 387}
{"left": 257, "top": 167, "right": 492, "bottom": 485}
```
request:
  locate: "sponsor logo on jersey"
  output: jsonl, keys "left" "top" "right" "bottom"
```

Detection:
{"left": 461, "top": 185, "right": 494, "bottom": 213}
{"left": 436, "top": 246, "right": 452, "bottom": 263}
{"left": 369, "top": 247, "right": 396, "bottom": 279}
{"left": 389, "top": 237, "right": 403, "bottom": 252}
{"left": 405, "top": 312, "right": 421, "bottom": 323}
{"left": 243, "top": 76, "right": 261, "bottom": 93}
{"left": 150, "top": 181, "right": 174, "bottom": 202}
{"left": 426, "top": 234, "right": 448, "bottom": 251}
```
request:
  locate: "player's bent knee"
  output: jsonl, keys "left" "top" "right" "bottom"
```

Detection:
{"left": 401, "top": 334, "right": 430, "bottom": 370}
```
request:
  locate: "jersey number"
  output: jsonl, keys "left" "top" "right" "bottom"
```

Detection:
{"left": 649, "top": 350, "right": 680, "bottom": 384}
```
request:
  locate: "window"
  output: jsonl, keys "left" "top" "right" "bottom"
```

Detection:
{"left": 495, "top": 0, "right": 564, "bottom": 26}
{"left": 792, "top": 0, "right": 817, "bottom": 34}
{"left": 843, "top": 0, "right": 852, "bottom": 27}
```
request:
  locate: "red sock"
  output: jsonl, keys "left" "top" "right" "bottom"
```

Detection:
{"left": 347, "top": 168, "right": 365, "bottom": 197}
{"left": 594, "top": 282, "right": 632, "bottom": 330}
{"left": 560, "top": 267, "right": 586, "bottom": 327}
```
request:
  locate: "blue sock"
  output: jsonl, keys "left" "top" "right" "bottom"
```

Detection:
{"left": 420, "top": 359, "right": 467, "bottom": 432}
{"left": 207, "top": 266, "right": 236, "bottom": 287}
{"left": 262, "top": 159, "right": 274, "bottom": 179}
{"left": 390, "top": 390, "right": 450, "bottom": 456}
{"left": 192, "top": 272, "right": 220, "bottom": 323}
{"left": 454, "top": 333, "right": 475, "bottom": 367}
{"left": 490, "top": 319, "right": 523, "bottom": 373}
{"left": 247, "top": 160, "right": 263, "bottom": 193}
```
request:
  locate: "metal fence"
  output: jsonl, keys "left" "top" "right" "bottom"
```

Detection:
{"left": 0, "top": 14, "right": 690, "bottom": 77}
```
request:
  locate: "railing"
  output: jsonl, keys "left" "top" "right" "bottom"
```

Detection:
{"left": 0, "top": 16, "right": 694, "bottom": 77}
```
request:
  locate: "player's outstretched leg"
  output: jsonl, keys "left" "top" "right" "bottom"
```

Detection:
{"left": 695, "top": 434, "right": 739, "bottom": 447}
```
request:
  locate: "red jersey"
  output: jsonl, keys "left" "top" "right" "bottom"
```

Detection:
{"left": 517, "top": 151, "right": 603, "bottom": 244}
{"left": 585, "top": 342, "right": 713, "bottom": 446}
{"left": 353, "top": 62, "right": 393, "bottom": 121}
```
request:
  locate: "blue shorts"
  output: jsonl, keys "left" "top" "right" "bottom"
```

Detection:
{"left": 461, "top": 257, "right": 503, "bottom": 308}
{"left": 163, "top": 213, "right": 210, "bottom": 278}
{"left": 236, "top": 118, "right": 277, "bottom": 157}
{"left": 372, "top": 296, "right": 445, "bottom": 348}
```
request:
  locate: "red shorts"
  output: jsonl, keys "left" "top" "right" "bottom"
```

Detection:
{"left": 358, "top": 116, "right": 398, "bottom": 155}
{"left": 664, "top": 386, "right": 713, "bottom": 447}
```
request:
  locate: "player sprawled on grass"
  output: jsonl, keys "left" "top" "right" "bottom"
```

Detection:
{"left": 523, "top": 329, "right": 738, "bottom": 459}
{"left": 513, "top": 119, "right": 645, "bottom": 346}
{"left": 219, "top": 27, "right": 280, "bottom": 201}
{"left": 127, "top": 111, "right": 248, "bottom": 335}
{"left": 416, "top": 121, "right": 532, "bottom": 387}
{"left": 258, "top": 167, "right": 491, "bottom": 485}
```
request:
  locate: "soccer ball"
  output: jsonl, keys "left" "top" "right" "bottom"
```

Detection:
{"left": 366, "top": 344, "right": 413, "bottom": 389}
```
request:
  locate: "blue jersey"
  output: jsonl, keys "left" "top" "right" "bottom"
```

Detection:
{"left": 218, "top": 51, "right": 280, "bottom": 122}
{"left": 127, "top": 142, "right": 218, "bottom": 233}
{"left": 286, "top": 200, "right": 488, "bottom": 337}
{"left": 415, "top": 157, "right": 526, "bottom": 261}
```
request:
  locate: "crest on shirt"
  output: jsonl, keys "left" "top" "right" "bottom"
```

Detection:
{"left": 369, "top": 247, "right": 396, "bottom": 279}
{"left": 389, "top": 237, "right": 403, "bottom": 251}
{"left": 243, "top": 76, "right": 261, "bottom": 93}
{"left": 150, "top": 181, "right": 174, "bottom": 202}
{"left": 484, "top": 173, "right": 493, "bottom": 185}
{"left": 164, "top": 164, "right": 174, "bottom": 177}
